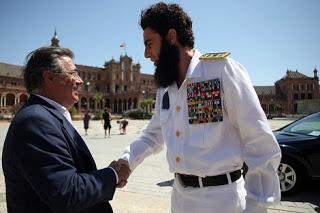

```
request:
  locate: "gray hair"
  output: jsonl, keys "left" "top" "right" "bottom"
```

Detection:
{"left": 23, "top": 46, "right": 74, "bottom": 93}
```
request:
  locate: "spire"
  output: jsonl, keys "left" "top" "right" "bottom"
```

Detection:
{"left": 314, "top": 66, "right": 318, "bottom": 79}
{"left": 51, "top": 28, "right": 60, "bottom": 47}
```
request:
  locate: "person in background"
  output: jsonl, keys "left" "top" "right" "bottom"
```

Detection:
{"left": 116, "top": 2, "right": 281, "bottom": 213}
{"left": 121, "top": 119, "right": 129, "bottom": 135}
{"left": 103, "top": 108, "right": 112, "bottom": 138}
{"left": 2, "top": 46, "right": 130, "bottom": 213}
{"left": 83, "top": 110, "right": 91, "bottom": 135}
{"left": 118, "top": 118, "right": 129, "bottom": 135}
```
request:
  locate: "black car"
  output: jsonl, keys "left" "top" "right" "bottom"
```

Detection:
{"left": 274, "top": 112, "right": 320, "bottom": 195}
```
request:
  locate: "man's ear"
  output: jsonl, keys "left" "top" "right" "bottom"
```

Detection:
{"left": 167, "top": 28, "right": 177, "bottom": 45}
{"left": 42, "top": 70, "right": 55, "bottom": 84}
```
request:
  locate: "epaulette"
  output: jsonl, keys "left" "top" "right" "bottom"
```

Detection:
{"left": 199, "top": 52, "right": 231, "bottom": 60}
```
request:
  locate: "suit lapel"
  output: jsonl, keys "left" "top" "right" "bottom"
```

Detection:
{"left": 26, "top": 94, "right": 97, "bottom": 169}
{"left": 61, "top": 119, "right": 97, "bottom": 169}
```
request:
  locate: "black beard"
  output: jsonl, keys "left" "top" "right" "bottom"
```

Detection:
{"left": 154, "top": 39, "right": 180, "bottom": 88}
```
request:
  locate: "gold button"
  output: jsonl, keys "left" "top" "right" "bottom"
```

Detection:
{"left": 176, "top": 131, "right": 181, "bottom": 137}
{"left": 176, "top": 106, "right": 181, "bottom": 112}
{"left": 176, "top": 156, "right": 181, "bottom": 163}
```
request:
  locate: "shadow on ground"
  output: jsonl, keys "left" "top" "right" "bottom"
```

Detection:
{"left": 281, "top": 180, "right": 320, "bottom": 209}
{"left": 157, "top": 179, "right": 174, "bottom": 187}
{"left": 157, "top": 179, "right": 320, "bottom": 211}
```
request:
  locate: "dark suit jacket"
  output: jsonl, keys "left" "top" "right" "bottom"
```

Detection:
{"left": 2, "top": 94, "right": 116, "bottom": 213}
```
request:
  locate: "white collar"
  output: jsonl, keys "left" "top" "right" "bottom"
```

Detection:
{"left": 33, "top": 94, "right": 73, "bottom": 124}
{"left": 185, "top": 49, "right": 202, "bottom": 79}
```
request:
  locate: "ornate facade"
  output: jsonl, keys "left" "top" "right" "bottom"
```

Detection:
{"left": 255, "top": 69, "right": 319, "bottom": 115}
{"left": 1, "top": 32, "right": 319, "bottom": 116}
{"left": 0, "top": 33, "right": 157, "bottom": 115}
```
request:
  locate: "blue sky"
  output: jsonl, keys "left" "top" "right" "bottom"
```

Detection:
{"left": 0, "top": 0, "right": 319, "bottom": 85}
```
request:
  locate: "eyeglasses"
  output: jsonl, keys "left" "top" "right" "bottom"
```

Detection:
{"left": 63, "top": 69, "right": 81, "bottom": 79}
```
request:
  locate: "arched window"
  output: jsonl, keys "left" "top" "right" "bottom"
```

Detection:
{"left": 123, "top": 99, "right": 127, "bottom": 111}
{"left": 113, "top": 100, "right": 118, "bottom": 114}
{"left": 6, "top": 93, "right": 15, "bottom": 106}
{"left": 134, "top": 98, "right": 138, "bottom": 108}
{"left": 118, "top": 99, "right": 122, "bottom": 114}
{"left": 20, "top": 94, "right": 28, "bottom": 103}
{"left": 128, "top": 98, "right": 132, "bottom": 110}
{"left": 105, "top": 99, "right": 110, "bottom": 108}
{"left": 81, "top": 97, "right": 87, "bottom": 109}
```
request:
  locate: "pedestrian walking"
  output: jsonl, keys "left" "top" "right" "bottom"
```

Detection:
{"left": 103, "top": 108, "right": 112, "bottom": 138}
{"left": 83, "top": 110, "right": 91, "bottom": 135}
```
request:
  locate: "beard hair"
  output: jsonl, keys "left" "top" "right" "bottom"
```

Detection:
{"left": 154, "top": 38, "right": 180, "bottom": 88}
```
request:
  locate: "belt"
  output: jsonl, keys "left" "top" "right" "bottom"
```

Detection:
{"left": 176, "top": 170, "right": 242, "bottom": 188}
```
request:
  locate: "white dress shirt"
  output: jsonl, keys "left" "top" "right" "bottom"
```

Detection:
{"left": 34, "top": 94, "right": 73, "bottom": 124}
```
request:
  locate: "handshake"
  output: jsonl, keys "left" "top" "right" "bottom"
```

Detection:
{"left": 109, "top": 159, "right": 131, "bottom": 188}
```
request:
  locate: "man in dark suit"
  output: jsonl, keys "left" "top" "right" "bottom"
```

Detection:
{"left": 2, "top": 46, "right": 130, "bottom": 212}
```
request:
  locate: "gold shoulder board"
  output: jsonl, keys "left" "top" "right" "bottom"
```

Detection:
{"left": 199, "top": 52, "right": 231, "bottom": 60}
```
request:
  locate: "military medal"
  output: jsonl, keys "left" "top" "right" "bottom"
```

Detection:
{"left": 187, "top": 79, "right": 223, "bottom": 124}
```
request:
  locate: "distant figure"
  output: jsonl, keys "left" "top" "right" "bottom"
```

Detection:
{"left": 102, "top": 108, "right": 112, "bottom": 138}
{"left": 118, "top": 118, "right": 129, "bottom": 135}
{"left": 121, "top": 119, "right": 129, "bottom": 135}
{"left": 83, "top": 111, "right": 91, "bottom": 135}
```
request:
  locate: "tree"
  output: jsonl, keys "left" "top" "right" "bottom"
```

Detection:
{"left": 139, "top": 100, "right": 147, "bottom": 114}
{"left": 93, "top": 92, "right": 104, "bottom": 111}
{"left": 145, "top": 98, "right": 155, "bottom": 114}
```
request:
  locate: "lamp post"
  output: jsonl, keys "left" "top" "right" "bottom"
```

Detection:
{"left": 86, "top": 82, "right": 90, "bottom": 111}
{"left": 142, "top": 90, "right": 145, "bottom": 100}
{"left": 142, "top": 90, "right": 146, "bottom": 118}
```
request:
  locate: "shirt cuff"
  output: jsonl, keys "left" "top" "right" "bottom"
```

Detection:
{"left": 108, "top": 167, "right": 119, "bottom": 184}
{"left": 244, "top": 199, "right": 268, "bottom": 213}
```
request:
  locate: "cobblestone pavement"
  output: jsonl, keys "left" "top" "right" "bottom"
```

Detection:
{"left": 0, "top": 118, "right": 319, "bottom": 212}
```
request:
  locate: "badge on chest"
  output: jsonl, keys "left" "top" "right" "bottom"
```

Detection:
{"left": 187, "top": 79, "right": 223, "bottom": 124}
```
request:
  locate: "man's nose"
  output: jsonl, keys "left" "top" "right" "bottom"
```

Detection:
{"left": 76, "top": 77, "right": 84, "bottom": 85}
{"left": 144, "top": 48, "right": 150, "bottom": 59}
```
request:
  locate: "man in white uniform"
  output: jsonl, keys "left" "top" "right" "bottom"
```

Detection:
{"left": 119, "top": 2, "right": 281, "bottom": 212}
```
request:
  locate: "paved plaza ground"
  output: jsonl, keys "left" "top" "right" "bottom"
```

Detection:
{"left": 0, "top": 118, "right": 319, "bottom": 213}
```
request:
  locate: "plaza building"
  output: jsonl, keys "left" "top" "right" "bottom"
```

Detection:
{"left": 0, "top": 32, "right": 319, "bottom": 116}
{"left": 0, "top": 32, "right": 157, "bottom": 115}
{"left": 255, "top": 69, "right": 319, "bottom": 115}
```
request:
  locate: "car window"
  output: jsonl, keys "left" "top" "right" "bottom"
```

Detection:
{"left": 282, "top": 116, "right": 320, "bottom": 136}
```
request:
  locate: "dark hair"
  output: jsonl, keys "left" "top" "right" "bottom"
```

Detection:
{"left": 23, "top": 46, "right": 74, "bottom": 93}
{"left": 140, "top": 2, "right": 194, "bottom": 48}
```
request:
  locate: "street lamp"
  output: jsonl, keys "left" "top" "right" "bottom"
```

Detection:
{"left": 142, "top": 90, "right": 145, "bottom": 100}
{"left": 86, "top": 82, "right": 90, "bottom": 111}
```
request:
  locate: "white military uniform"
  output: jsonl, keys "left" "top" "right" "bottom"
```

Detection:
{"left": 122, "top": 50, "right": 281, "bottom": 213}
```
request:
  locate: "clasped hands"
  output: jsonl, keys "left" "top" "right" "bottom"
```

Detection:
{"left": 109, "top": 159, "right": 131, "bottom": 188}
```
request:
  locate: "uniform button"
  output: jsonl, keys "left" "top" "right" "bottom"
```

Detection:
{"left": 176, "top": 156, "right": 181, "bottom": 163}
{"left": 176, "top": 106, "right": 181, "bottom": 112}
{"left": 176, "top": 131, "right": 181, "bottom": 137}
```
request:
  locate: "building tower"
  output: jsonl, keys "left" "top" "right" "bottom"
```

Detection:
{"left": 51, "top": 29, "right": 60, "bottom": 47}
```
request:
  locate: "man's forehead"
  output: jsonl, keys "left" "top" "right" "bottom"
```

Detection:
{"left": 143, "top": 28, "right": 160, "bottom": 41}
{"left": 60, "top": 55, "right": 72, "bottom": 62}
{"left": 60, "top": 56, "right": 75, "bottom": 67}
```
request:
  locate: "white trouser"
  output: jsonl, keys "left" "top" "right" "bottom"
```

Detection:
{"left": 171, "top": 175, "right": 247, "bottom": 213}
